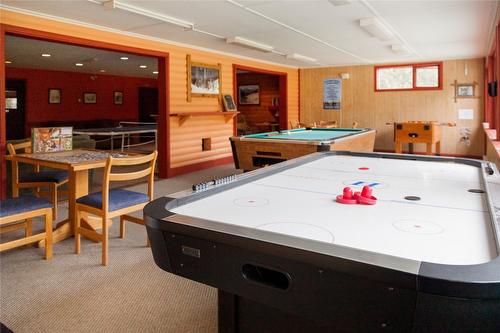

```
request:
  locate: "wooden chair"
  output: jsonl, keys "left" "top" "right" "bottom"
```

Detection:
{"left": 0, "top": 196, "right": 53, "bottom": 259}
{"left": 75, "top": 151, "right": 157, "bottom": 266}
{"left": 7, "top": 142, "right": 68, "bottom": 220}
{"left": 319, "top": 120, "right": 338, "bottom": 128}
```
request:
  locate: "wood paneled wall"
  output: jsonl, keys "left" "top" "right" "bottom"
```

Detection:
{"left": 236, "top": 73, "right": 279, "bottom": 125}
{"left": 1, "top": 9, "right": 299, "bottom": 172}
{"left": 300, "top": 59, "right": 485, "bottom": 157}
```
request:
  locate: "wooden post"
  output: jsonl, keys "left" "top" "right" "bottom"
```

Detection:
{"left": 0, "top": 25, "right": 6, "bottom": 199}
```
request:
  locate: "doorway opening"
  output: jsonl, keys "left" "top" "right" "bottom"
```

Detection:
{"left": 233, "top": 65, "right": 287, "bottom": 135}
{"left": 5, "top": 80, "right": 26, "bottom": 140}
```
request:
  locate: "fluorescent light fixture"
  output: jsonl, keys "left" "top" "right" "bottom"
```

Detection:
{"left": 5, "top": 60, "right": 12, "bottom": 64}
{"left": 153, "top": 71, "right": 159, "bottom": 74}
{"left": 139, "top": 65, "right": 147, "bottom": 68}
{"left": 391, "top": 44, "right": 410, "bottom": 55}
{"left": 95, "top": 0, "right": 194, "bottom": 30}
{"left": 359, "top": 17, "right": 393, "bottom": 41}
{"left": 75, "top": 63, "right": 83, "bottom": 67}
{"left": 41, "top": 53, "right": 51, "bottom": 57}
{"left": 328, "top": 0, "right": 352, "bottom": 6}
{"left": 226, "top": 36, "right": 274, "bottom": 52}
{"left": 286, "top": 53, "right": 317, "bottom": 64}
{"left": 120, "top": 56, "right": 129, "bottom": 60}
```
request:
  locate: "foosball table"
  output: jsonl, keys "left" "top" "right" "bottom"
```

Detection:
{"left": 388, "top": 121, "right": 455, "bottom": 155}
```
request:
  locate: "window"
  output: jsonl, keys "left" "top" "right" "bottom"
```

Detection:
{"left": 375, "top": 62, "right": 442, "bottom": 91}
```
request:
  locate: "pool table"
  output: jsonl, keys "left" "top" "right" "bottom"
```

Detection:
{"left": 145, "top": 151, "right": 500, "bottom": 332}
{"left": 230, "top": 127, "right": 376, "bottom": 171}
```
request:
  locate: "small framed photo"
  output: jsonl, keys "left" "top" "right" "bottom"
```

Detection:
{"left": 222, "top": 94, "right": 237, "bottom": 112}
{"left": 238, "top": 85, "right": 260, "bottom": 105}
{"left": 48, "top": 88, "right": 61, "bottom": 104}
{"left": 83, "top": 92, "right": 97, "bottom": 104}
{"left": 457, "top": 84, "right": 474, "bottom": 97}
{"left": 114, "top": 91, "right": 123, "bottom": 105}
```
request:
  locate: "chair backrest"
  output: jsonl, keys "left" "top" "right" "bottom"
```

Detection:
{"left": 7, "top": 141, "right": 32, "bottom": 156}
{"left": 101, "top": 151, "right": 158, "bottom": 213}
{"left": 7, "top": 141, "right": 34, "bottom": 186}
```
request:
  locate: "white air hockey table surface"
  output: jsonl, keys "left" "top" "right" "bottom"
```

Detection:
{"left": 171, "top": 154, "right": 497, "bottom": 266}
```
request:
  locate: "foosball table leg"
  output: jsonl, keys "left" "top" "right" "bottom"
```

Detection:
{"left": 426, "top": 143, "right": 433, "bottom": 155}
{"left": 435, "top": 141, "right": 441, "bottom": 156}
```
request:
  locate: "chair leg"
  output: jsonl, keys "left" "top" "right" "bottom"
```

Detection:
{"left": 52, "top": 184, "right": 58, "bottom": 221}
{"left": 12, "top": 183, "right": 19, "bottom": 198}
{"left": 119, "top": 216, "right": 125, "bottom": 239}
{"left": 102, "top": 217, "right": 109, "bottom": 266}
{"left": 25, "top": 218, "right": 32, "bottom": 237}
{"left": 75, "top": 210, "right": 81, "bottom": 254}
{"left": 45, "top": 210, "right": 53, "bottom": 260}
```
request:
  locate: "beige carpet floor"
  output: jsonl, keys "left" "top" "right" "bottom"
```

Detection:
{"left": 1, "top": 164, "right": 241, "bottom": 333}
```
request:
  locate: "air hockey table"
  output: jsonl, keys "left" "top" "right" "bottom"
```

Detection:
{"left": 144, "top": 151, "right": 500, "bottom": 332}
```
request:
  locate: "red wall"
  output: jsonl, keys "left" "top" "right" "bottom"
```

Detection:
{"left": 6, "top": 67, "right": 158, "bottom": 135}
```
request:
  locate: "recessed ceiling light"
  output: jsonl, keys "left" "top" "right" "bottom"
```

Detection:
{"left": 41, "top": 53, "right": 51, "bottom": 57}
{"left": 120, "top": 56, "right": 129, "bottom": 60}
{"left": 75, "top": 63, "right": 83, "bottom": 67}
{"left": 99, "top": 69, "right": 106, "bottom": 72}
{"left": 153, "top": 71, "right": 159, "bottom": 74}
{"left": 139, "top": 65, "right": 147, "bottom": 69}
{"left": 5, "top": 60, "right": 12, "bottom": 64}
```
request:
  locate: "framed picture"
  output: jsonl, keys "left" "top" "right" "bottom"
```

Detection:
{"left": 457, "top": 84, "right": 474, "bottom": 97}
{"left": 114, "top": 91, "right": 123, "bottom": 105}
{"left": 238, "top": 85, "right": 260, "bottom": 105}
{"left": 48, "top": 88, "right": 61, "bottom": 104}
{"left": 32, "top": 127, "right": 73, "bottom": 153}
{"left": 83, "top": 92, "right": 97, "bottom": 104}
{"left": 187, "top": 54, "right": 221, "bottom": 101}
{"left": 222, "top": 94, "right": 237, "bottom": 112}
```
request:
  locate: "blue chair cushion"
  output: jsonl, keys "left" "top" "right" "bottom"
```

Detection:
{"left": 20, "top": 170, "right": 68, "bottom": 184}
{"left": 76, "top": 189, "right": 149, "bottom": 212}
{"left": 0, "top": 196, "right": 52, "bottom": 217}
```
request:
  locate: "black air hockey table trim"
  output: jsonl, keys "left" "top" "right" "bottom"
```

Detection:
{"left": 144, "top": 151, "right": 500, "bottom": 331}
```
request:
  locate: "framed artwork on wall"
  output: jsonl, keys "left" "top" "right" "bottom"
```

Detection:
{"left": 83, "top": 92, "right": 97, "bottom": 104}
{"left": 48, "top": 88, "right": 61, "bottom": 104}
{"left": 457, "top": 84, "right": 474, "bottom": 97}
{"left": 238, "top": 85, "right": 260, "bottom": 105}
{"left": 187, "top": 54, "right": 221, "bottom": 102}
{"left": 114, "top": 91, "right": 123, "bottom": 105}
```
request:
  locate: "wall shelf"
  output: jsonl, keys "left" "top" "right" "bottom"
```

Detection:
{"left": 170, "top": 111, "right": 239, "bottom": 126}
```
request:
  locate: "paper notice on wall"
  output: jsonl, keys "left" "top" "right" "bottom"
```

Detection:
{"left": 458, "top": 109, "right": 474, "bottom": 120}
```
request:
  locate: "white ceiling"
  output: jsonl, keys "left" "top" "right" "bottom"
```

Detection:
{"left": 5, "top": 35, "right": 158, "bottom": 78}
{"left": 1, "top": 0, "right": 498, "bottom": 68}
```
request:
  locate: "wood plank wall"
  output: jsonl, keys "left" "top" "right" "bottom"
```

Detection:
{"left": 1, "top": 10, "right": 299, "bottom": 171}
{"left": 236, "top": 73, "right": 280, "bottom": 125}
{"left": 300, "top": 59, "right": 485, "bottom": 157}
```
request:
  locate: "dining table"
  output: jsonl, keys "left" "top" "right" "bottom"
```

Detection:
{"left": 6, "top": 149, "right": 130, "bottom": 246}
